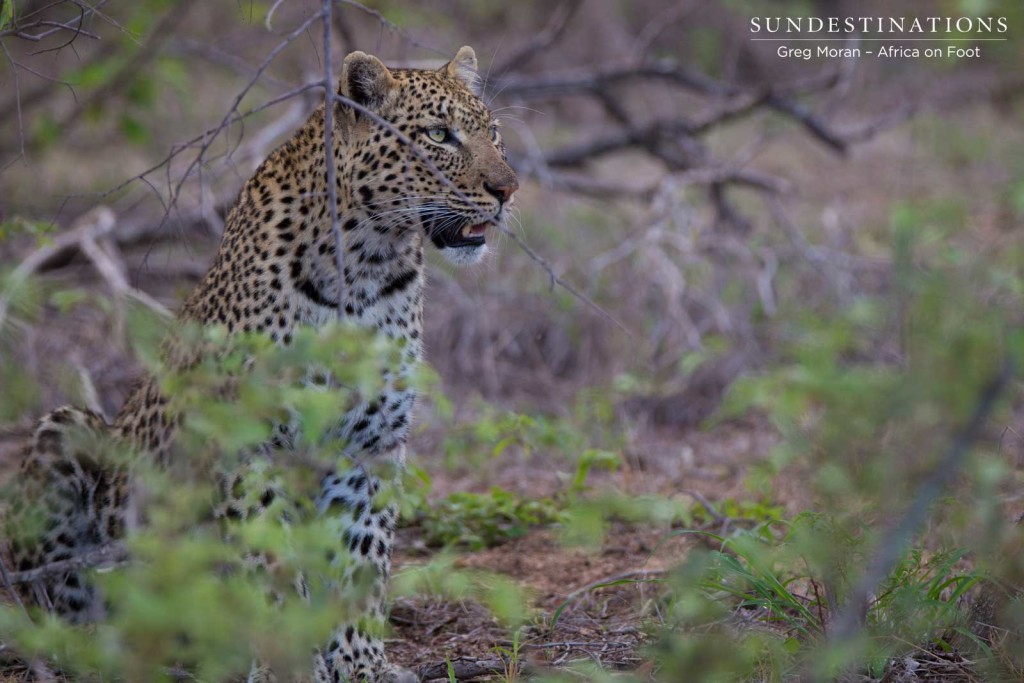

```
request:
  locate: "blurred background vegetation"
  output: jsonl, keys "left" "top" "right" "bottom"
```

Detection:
{"left": 1, "top": 0, "right": 1023, "bottom": 681}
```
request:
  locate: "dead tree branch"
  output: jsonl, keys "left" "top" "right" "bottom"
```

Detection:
{"left": 496, "top": 60, "right": 896, "bottom": 159}
{"left": 77, "top": 215, "right": 173, "bottom": 319}
{"left": 416, "top": 657, "right": 537, "bottom": 682}
{"left": 489, "top": 0, "right": 582, "bottom": 77}
{"left": 321, "top": 0, "right": 343, "bottom": 319}
{"left": 0, "top": 0, "right": 106, "bottom": 43}
{"left": 99, "top": 82, "right": 321, "bottom": 201}
{"left": 492, "top": 53, "right": 906, "bottom": 242}
{"left": 151, "top": 10, "right": 325, "bottom": 243}
{"left": 0, "top": 206, "right": 172, "bottom": 333}
{"left": 4, "top": 543, "right": 128, "bottom": 585}
{"left": 496, "top": 225, "right": 633, "bottom": 338}
{"left": 55, "top": 0, "right": 197, "bottom": 135}
{"left": 0, "top": 554, "right": 28, "bottom": 615}
{"left": 333, "top": 0, "right": 441, "bottom": 55}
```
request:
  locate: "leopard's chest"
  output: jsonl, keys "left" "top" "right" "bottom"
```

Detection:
{"left": 290, "top": 262, "right": 425, "bottom": 457}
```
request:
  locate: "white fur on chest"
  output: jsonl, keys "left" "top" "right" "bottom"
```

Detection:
{"left": 290, "top": 270, "right": 424, "bottom": 456}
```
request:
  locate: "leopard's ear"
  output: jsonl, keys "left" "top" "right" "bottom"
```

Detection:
{"left": 339, "top": 51, "right": 396, "bottom": 112}
{"left": 443, "top": 45, "right": 481, "bottom": 96}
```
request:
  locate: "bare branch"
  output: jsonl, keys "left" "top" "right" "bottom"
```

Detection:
{"left": 78, "top": 217, "right": 174, "bottom": 319}
{"left": 0, "top": 39, "right": 25, "bottom": 168}
{"left": 821, "top": 359, "right": 1014, "bottom": 669}
{"left": 495, "top": 60, "right": 897, "bottom": 156}
{"left": 0, "top": 207, "right": 116, "bottom": 331}
{"left": 333, "top": 0, "right": 441, "bottom": 56}
{"left": 0, "top": 206, "right": 172, "bottom": 333}
{"left": 764, "top": 94, "right": 849, "bottom": 155}
{"left": 264, "top": 0, "right": 287, "bottom": 31}
{"left": 496, "top": 60, "right": 739, "bottom": 100}
{"left": 97, "top": 82, "right": 321, "bottom": 199}
{"left": 321, "top": 1, "right": 343, "bottom": 319}
{"left": 0, "top": 4, "right": 99, "bottom": 41}
{"left": 0, "top": 0, "right": 113, "bottom": 59}
{"left": 416, "top": 657, "right": 537, "bottom": 682}
{"left": 28, "top": 9, "right": 94, "bottom": 56}
{"left": 489, "top": 0, "right": 582, "bottom": 77}
{"left": 543, "top": 118, "right": 697, "bottom": 167}
{"left": 496, "top": 226, "right": 633, "bottom": 339}
{"left": 5, "top": 543, "right": 128, "bottom": 585}
{"left": 0, "top": 19, "right": 99, "bottom": 42}
{"left": 0, "top": 553, "right": 29, "bottom": 615}
{"left": 150, "top": 10, "right": 325, "bottom": 243}
{"left": 56, "top": 0, "right": 199, "bottom": 136}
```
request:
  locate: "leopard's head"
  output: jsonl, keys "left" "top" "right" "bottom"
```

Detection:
{"left": 338, "top": 46, "right": 518, "bottom": 265}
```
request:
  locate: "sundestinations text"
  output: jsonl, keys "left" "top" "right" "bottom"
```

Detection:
{"left": 750, "top": 16, "right": 1007, "bottom": 34}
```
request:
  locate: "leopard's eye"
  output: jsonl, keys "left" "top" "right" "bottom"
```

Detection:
{"left": 426, "top": 127, "right": 450, "bottom": 144}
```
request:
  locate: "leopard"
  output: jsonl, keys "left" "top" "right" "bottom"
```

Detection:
{"left": 5, "top": 45, "right": 517, "bottom": 682}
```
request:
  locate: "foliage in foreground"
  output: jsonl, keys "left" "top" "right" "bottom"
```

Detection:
{"left": 639, "top": 201, "right": 1024, "bottom": 681}
{"left": 1, "top": 205, "right": 1023, "bottom": 681}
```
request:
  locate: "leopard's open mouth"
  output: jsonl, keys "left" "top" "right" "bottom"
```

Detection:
{"left": 429, "top": 218, "right": 491, "bottom": 249}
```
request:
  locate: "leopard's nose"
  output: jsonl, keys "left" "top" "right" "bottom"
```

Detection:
{"left": 483, "top": 179, "right": 518, "bottom": 204}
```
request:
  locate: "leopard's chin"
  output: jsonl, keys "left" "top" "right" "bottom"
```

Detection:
{"left": 438, "top": 241, "right": 488, "bottom": 265}
{"left": 429, "top": 217, "right": 492, "bottom": 265}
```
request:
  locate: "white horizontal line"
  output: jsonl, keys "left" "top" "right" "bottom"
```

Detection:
{"left": 750, "top": 38, "right": 1006, "bottom": 41}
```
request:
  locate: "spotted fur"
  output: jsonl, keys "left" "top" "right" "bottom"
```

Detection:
{"left": 7, "top": 46, "right": 517, "bottom": 683}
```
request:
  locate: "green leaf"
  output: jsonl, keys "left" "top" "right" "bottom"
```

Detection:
{"left": 49, "top": 288, "right": 90, "bottom": 313}
{"left": 73, "top": 59, "right": 119, "bottom": 89}
{"left": 0, "top": 0, "right": 14, "bottom": 31}
{"left": 33, "top": 114, "right": 62, "bottom": 148}
{"left": 1009, "top": 177, "right": 1024, "bottom": 218}
{"left": 119, "top": 114, "right": 149, "bottom": 145}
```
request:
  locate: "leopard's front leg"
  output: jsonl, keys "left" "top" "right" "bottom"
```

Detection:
{"left": 314, "top": 446, "right": 416, "bottom": 683}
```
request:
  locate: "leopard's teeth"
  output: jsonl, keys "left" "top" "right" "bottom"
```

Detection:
{"left": 462, "top": 225, "right": 473, "bottom": 238}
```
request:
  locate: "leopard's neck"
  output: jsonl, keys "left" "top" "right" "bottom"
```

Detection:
{"left": 182, "top": 107, "right": 427, "bottom": 358}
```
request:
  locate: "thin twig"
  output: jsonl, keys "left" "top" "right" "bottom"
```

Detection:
{"left": 495, "top": 60, "right": 891, "bottom": 156}
{"left": 56, "top": 1, "right": 197, "bottom": 133}
{"left": 561, "top": 569, "right": 667, "bottom": 604}
{"left": 6, "top": 543, "right": 128, "bottom": 585}
{"left": 153, "top": 10, "right": 325, "bottom": 246}
{"left": 0, "top": 39, "right": 25, "bottom": 170}
{"left": 0, "top": 207, "right": 172, "bottom": 333}
{"left": 417, "top": 656, "right": 532, "bottom": 682}
{"left": 334, "top": 0, "right": 441, "bottom": 56}
{"left": 321, "top": 1, "right": 344, "bottom": 320}
{"left": 681, "top": 489, "right": 725, "bottom": 523}
{"left": 0, "top": 554, "right": 29, "bottom": 615}
{"left": 0, "top": 207, "right": 112, "bottom": 330}
{"left": 78, "top": 222, "right": 173, "bottom": 319}
{"left": 0, "top": 19, "right": 98, "bottom": 42}
{"left": 96, "top": 82, "right": 321, "bottom": 199}
{"left": 0, "top": 0, "right": 102, "bottom": 42}
{"left": 496, "top": 226, "right": 634, "bottom": 339}
{"left": 489, "top": 0, "right": 581, "bottom": 77}
{"left": 264, "top": 0, "right": 287, "bottom": 30}
{"left": 822, "top": 359, "right": 1014, "bottom": 668}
